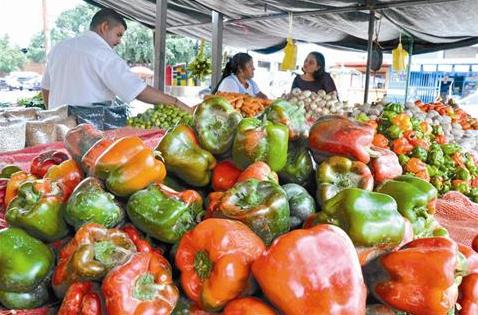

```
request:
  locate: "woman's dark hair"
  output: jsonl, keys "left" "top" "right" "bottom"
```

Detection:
{"left": 307, "top": 51, "right": 326, "bottom": 81}
{"left": 212, "top": 53, "right": 252, "bottom": 93}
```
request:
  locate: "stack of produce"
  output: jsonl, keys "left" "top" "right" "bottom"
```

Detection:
{"left": 369, "top": 102, "right": 478, "bottom": 202}
{"left": 211, "top": 92, "right": 272, "bottom": 117}
{"left": 283, "top": 88, "right": 353, "bottom": 124}
{"left": 416, "top": 99, "right": 478, "bottom": 130}
{"left": 127, "top": 103, "right": 193, "bottom": 130}
{"left": 2, "top": 97, "right": 478, "bottom": 315}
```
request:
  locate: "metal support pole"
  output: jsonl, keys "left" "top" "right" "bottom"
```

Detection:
{"left": 403, "top": 37, "right": 414, "bottom": 104}
{"left": 211, "top": 11, "right": 223, "bottom": 90}
{"left": 154, "top": 0, "right": 167, "bottom": 91}
{"left": 364, "top": 9, "right": 375, "bottom": 104}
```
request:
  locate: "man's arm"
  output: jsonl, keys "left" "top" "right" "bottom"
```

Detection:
{"left": 136, "top": 86, "right": 193, "bottom": 114}
{"left": 42, "top": 89, "right": 49, "bottom": 109}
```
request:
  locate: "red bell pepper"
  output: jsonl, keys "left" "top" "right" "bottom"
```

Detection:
{"left": 58, "top": 281, "right": 102, "bottom": 315}
{"left": 223, "top": 297, "right": 276, "bottom": 315}
{"left": 236, "top": 161, "right": 279, "bottom": 184}
{"left": 252, "top": 224, "right": 367, "bottom": 315}
{"left": 45, "top": 159, "right": 84, "bottom": 201}
{"left": 175, "top": 218, "right": 265, "bottom": 311}
{"left": 370, "top": 146, "right": 403, "bottom": 183}
{"left": 459, "top": 244, "right": 478, "bottom": 274}
{"left": 473, "top": 234, "right": 478, "bottom": 252}
{"left": 391, "top": 138, "right": 414, "bottom": 155}
{"left": 52, "top": 223, "right": 137, "bottom": 298}
{"left": 308, "top": 115, "right": 375, "bottom": 164}
{"left": 364, "top": 237, "right": 461, "bottom": 315}
{"left": 102, "top": 251, "right": 179, "bottom": 315}
{"left": 0, "top": 178, "right": 8, "bottom": 224}
{"left": 122, "top": 224, "right": 163, "bottom": 255}
{"left": 211, "top": 161, "right": 241, "bottom": 192}
{"left": 458, "top": 273, "right": 478, "bottom": 315}
{"left": 30, "top": 150, "right": 69, "bottom": 178}
{"left": 372, "top": 133, "right": 389, "bottom": 149}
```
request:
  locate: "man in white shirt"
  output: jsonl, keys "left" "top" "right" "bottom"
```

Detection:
{"left": 41, "top": 8, "right": 189, "bottom": 112}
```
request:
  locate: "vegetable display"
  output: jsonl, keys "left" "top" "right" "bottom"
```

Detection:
{"left": 2, "top": 91, "right": 478, "bottom": 315}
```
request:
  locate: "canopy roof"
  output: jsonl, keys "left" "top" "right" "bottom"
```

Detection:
{"left": 83, "top": 0, "right": 478, "bottom": 53}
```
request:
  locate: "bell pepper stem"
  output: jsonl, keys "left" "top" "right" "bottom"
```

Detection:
{"left": 133, "top": 273, "right": 162, "bottom": 301}
{"left": 194, "top": 250, "right": 213, "bottom": 280}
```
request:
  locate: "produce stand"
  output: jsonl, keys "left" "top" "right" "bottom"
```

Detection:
{"left": 1, "top": 91, "right": 478, "bottom": 314}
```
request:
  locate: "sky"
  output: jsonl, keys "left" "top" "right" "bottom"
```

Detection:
{"left": 0, "top": 0, "right": 83, "bottom": 47}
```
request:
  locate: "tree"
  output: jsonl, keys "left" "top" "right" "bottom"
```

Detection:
{"left": 0, "top": 35, "right": 26, "bottom": 73}
{"left": 50, "top": 3, "right": 97, "bottom": 45}
{"left": 116, "top": 22, "right": 154, "bottom": 66}
{"left": 26, "top": 32, "right": 46, "bottom": 64}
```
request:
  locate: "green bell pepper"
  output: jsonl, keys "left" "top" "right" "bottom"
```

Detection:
{"left": 232, "top": 117, "right": 289, "bottom": 172}
{"left": 411, "top": 147, "right": 428, "bottom": 161}
{"left": 398, "top": 154, "right": 410, "bottom": 166}
{"left": 385, "top": 125, "right": 403, "bottom": 140}
{"left": 384, "top": 103, "right": 404, "bottom": 114}
{"left": 210, "top": 179, "right": 290, "bottom": 245}
{"left": 307, "top": 188, "right": 405, "bottom": 247}
{"left": 278, "top": 139, "right": 313, "bottom": 185}
{"left": 376, "top": 175, "right": 438, "bottom": 237}
{"left": 264, "top": 99, "right": 306, "bottom": 140}
{"left": 65, "top": 177, "right": 125, "bottom": 230}
{"left": 316, "top": 156, "right": 374, "bottom": 207}
{"left": 381, "top": 110, "right": 397, "bottom": 121}
{"left": 456, "top": 167, "right": 472, "bottom": 181}
{"left": 127, "top": 183, "right": 204, "bottom": 243}
{"left": 6, "top": 179, "right": 68, "bottom": 242}
{"left": 158, "top": 124, "right": 216, "bottom": 187}
{"left": 0, "top": 227, "right": 54, "bottom": 309}
{"left": 428, "top": 145, "right": 445, "bottom": 166}
{"left": 282, "top": 183, "right": 316, "bottom": 229}
{"left": 193, "top": 96, "right": 242, "bottom": 155}
{"left": 441, "top": 143, "right": 461, "bottom": 155}
{"left": 0, "top": 165, "right": 22, "bottom": 179}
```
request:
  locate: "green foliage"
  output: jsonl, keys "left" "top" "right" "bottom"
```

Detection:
{"left": 117, "top": 22, "right": 154, "bottom": 66}
{"left": 0, "top": 35, "right": 26, "bottom": 73}
{"left": 17, "top": 93, "right": 45, "bottom": 110}
{"left": 26, "top": 33, "right": 46, "bottom": 64}
{"left": 187, "top": 40, "right": 211, "bottom": 82}
{"left": 50, "top": 3, "right": 97, "bottom": 45}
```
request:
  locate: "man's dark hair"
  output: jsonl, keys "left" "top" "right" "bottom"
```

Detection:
{"left": 90, "top": 8, "right": 127, "bottom": 31}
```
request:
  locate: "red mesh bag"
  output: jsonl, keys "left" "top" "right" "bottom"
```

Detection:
{"left": 436, "top": 191, "right": 478, "bottom": 246}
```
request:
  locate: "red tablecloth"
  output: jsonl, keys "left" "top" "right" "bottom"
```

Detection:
{"left": 0, "top": 127, "right": 165, "bottom": 171}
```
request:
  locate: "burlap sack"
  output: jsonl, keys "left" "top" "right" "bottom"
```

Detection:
{"left": 26, "top": 120, "right": 57, "bottom": 147}
{"left": 3, "top": 107, "right": 39, "bottom": 121}
{"left": 37, "top": 105, "right": 68, "bottom": 120}
{"left": 0, "top": 120, "right": 26, "bottom": 152}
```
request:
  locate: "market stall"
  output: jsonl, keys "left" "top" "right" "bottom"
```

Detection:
{"left": 1, "top": 90, "right": 478, "bottom": 314}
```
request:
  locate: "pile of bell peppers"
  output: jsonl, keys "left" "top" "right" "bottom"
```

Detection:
{"left": 2, "top": 96, "right": 478, "bottom": 315}
{"left": 367, "top": 102, "right": 478, "bottom": 202}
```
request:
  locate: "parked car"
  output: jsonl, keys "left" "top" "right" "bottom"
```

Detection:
{"left": 4, "top": 72, "right": 41, "bottom": 90}
{"left": 22, "top": 77, "right": 42, "bottom": 91}
{"left": 0, "top": 78, "right": 8, "bottom": 91}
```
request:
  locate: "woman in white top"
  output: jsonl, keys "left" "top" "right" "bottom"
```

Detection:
{"left": 213, "top": 53, "right": 267, "bottom": 99}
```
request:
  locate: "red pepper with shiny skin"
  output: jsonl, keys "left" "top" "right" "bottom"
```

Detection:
{"left": 45, "top": 159, "right": 84, "bottom": 201}
{"left": 308, "top": 115, "right": 375, "bottom": 164}
{"left": 175, "top": 218, "right": 265, "bottom": 311}
{"left": 102, "top": 251, "right": 179, "bottom": 315}
{"left": 370, "top": 146, "right": 403, "bottom": 183}
{"left": 211, "top": 161, "right": 241, "bottom": 192}
{"left": 30, "top": 150, "right": 69, "bottom": 178}
{"left": 458, "top": 273, "right": 478, "bottom": 315}
{"left": 363, "top": 237, "right": 461, "bottom": 315}
{"left": 223, "top": 297, "right": 277, "bottom": 315}
{"left": 58, "top": 281, "right": 102, "bottom": 315}
{"left": 252, "top": 224, "right": 367, "bottom": 315}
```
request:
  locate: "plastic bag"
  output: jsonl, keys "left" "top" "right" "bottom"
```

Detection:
{"left": 280, "top": 36, "right": 297, "bottom": 71}
{"left": 392, "top": 42, "right": 408, "bottom": 71}
{"left": 0, "top": 120, "right": 26, "bottom": 152}
{"left": 68, "top": 99, "right": 128, "bottom": 131}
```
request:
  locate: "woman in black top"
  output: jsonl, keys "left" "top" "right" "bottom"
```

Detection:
{"left": 291, "top": 52, "right": 337, "bottom": 94}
